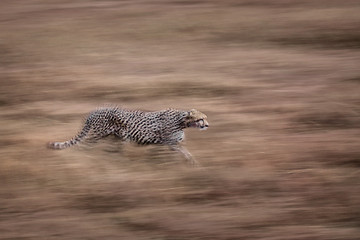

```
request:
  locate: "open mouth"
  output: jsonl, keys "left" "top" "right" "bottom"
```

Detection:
{"left": 197, "top": 119, "right": 208, "bottom": 130}
{"left": 188, "top": 119, "right": 209, "bottom": 130}
{"left": 199, "top": 125, "right": 208, "bottom": 130}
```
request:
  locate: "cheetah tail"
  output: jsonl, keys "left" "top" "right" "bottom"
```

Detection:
{"left": 47, "top": 124, "right": 91, "bottom": 150}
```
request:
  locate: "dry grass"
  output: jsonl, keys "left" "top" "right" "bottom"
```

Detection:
{"left": 1, "top": 0, "right": 360, "bottom": 239}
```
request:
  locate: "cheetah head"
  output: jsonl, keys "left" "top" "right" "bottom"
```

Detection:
{"left": 185, "top": 109, "right": 209, "bottom": 130}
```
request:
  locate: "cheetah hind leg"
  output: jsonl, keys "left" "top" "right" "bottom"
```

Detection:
{"left": 170, "top": 145, "right": 200, "bottom": 167}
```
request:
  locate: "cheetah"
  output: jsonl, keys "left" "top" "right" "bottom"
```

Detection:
{"left": 48, "top": 107, "right": 209, "bottom": 166}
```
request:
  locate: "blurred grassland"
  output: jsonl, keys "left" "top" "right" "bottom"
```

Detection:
{"left": 0, "top": 0, "right": 360, "bottom": 239}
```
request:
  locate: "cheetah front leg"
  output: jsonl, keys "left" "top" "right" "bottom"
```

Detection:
{"left": 170, "top": 145, "right": 200, "bottom": 167}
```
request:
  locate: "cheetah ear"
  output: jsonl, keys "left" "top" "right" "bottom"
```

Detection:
{"left": 186, "top": 109, "right": 194, "bottom": 119}
{"left": 188, "top": 109, "right": 197, "bottom": 117}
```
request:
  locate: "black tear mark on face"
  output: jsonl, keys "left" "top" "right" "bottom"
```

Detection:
{"left": 186, "top": 118, "right": 209, "bottom": 129}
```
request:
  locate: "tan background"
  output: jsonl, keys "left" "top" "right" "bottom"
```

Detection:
{"left": 1, "top": 1, "right": 360, "bottom": 239}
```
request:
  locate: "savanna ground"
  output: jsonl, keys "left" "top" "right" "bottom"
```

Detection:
{"left": 1, "top": 0, "right": 360, "bottom": 239}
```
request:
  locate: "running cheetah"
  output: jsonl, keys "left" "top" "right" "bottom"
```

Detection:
{"left": 48, "top": 107, "right": 209, "bottom": 166}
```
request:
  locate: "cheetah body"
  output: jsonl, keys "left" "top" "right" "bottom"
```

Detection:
{"left": 49, "top": 107, "right": 208, "bottom": 165}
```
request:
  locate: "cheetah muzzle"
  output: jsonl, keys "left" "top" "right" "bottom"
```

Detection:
{"left": 48, "top": 107, "right": 209, "bottom": 166}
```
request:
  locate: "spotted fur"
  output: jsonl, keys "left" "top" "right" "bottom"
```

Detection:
{"left": 48, "top": 107, "right": 209, "bottom": 165}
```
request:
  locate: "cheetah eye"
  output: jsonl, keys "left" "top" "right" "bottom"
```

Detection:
{"left": 197, "top": 119, "right": 204, "bottom": 124}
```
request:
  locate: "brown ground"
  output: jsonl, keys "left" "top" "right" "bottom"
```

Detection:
{"left": 1, "top": 1, "right": 360, "bottom": 239}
